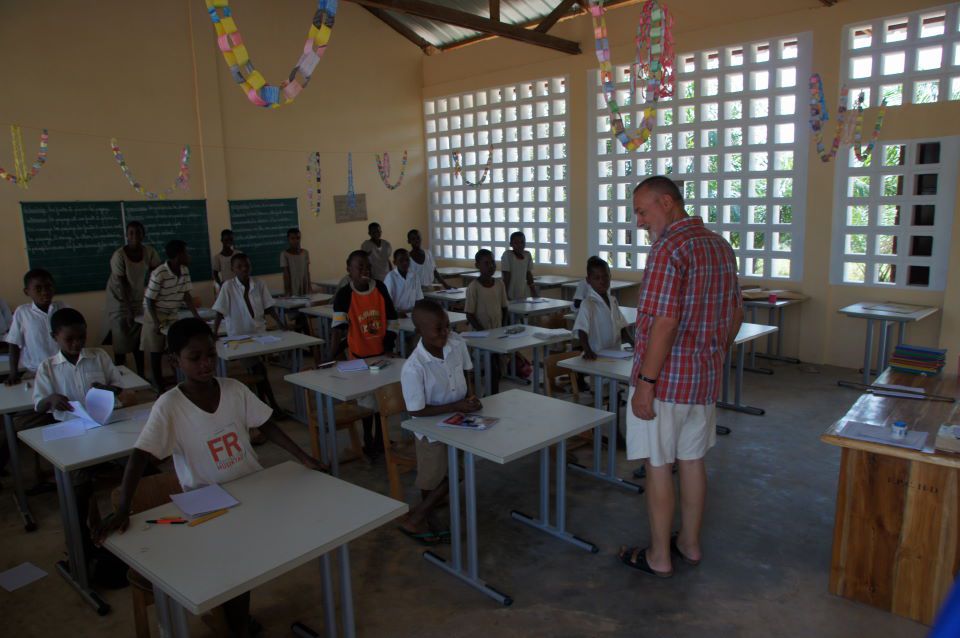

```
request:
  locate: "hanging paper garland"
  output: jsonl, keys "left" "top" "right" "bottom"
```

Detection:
{"left": 452, "top": 146, "right": 493, "bottom": 186}
{"left": 809, "top": 73, "right": 886, "bottom": 163}
{"left": 346, "top": 152, "right": 356, "bottom": 209}
{"left": 375, "top": 151, "right": 408, "bottom": 190}
{"left": 307, "top": 152, "right": 321, "bottom": 216}
{"left": 589, "top": 0, "right": 674, "bottom": 151}
{"left": 205, "top": 0, "right": 337, "bottom": 108}
{"left": 110, "top": 139, "right": 191, "bottom": 200}
{"left": 0, "top": 126, "right": 49, "bottom": 188}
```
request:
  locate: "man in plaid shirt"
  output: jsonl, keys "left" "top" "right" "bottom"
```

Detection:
{"left": 619, "top": 176, "right": 743, "bottom": 578}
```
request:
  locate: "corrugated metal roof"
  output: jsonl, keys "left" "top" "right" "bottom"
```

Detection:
{"left": 387, "top": 0, "right": 569, "bottom": 47}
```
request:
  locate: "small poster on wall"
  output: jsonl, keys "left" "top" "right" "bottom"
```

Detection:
{"left": 334, "top": 194, "right": 367, "bottom": 223}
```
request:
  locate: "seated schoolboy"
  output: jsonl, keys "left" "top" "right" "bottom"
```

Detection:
{"left": 331, "top": 251, "right": 399, "bottom": 458}
{"left": 399, "top": 300, "right": 480, "bottom": 544}
{"left": 384, "top": 248, "right": 423, "bottom": 317}
{"left": 95, "top": 318, "right": 325, "bottom": 637}
{"left": 142, "top": 239, "right": 200, "bottom": 391}
{"left": 4, "top": 268, "right": 67, "bottom": 386}
{"left": 212, "top": 253, "right": 284, "bottom": 417}
{"left": 464, "top": 249, "right": 508, "bottom": 393}
{"left": 574, "top": 257, "right": 631, "bottom": 360}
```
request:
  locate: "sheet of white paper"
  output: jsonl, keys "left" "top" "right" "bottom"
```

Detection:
{"left": 66, "top": 401, "right": 101, "bottom": 430}
{"left": 524, "top": 297, "right": 549, "bottom": 304}
{"left": 840, "top": 420, "right": 928, "bottom": 450}
{"left": 336, "top": 359, "right": 369, "bottom": 373}
{"left": 460, "top": 331, "right": 490, "bottom": 338}
{"left": 872, "top": 383, "right": 926, "bottom": 394}
{"left": 170, "top": 484, "right": 240, "bottom": 517}
{"left": 0, "top": 562, "right": 47, "bottom": 592}
{"left": 85, "top": 387, "right": 115, "bottom": 425}
{"left": 41, "top": 420, "right": 87, "bottom": 442}
{"left": 597, "top": 349, "right": 632, "bottom": 359}
{"left": 253, "top": 335, "right": 282, "bottom": 345}
{"left": 221, "top": 335, "right": 250, "bottom": 343}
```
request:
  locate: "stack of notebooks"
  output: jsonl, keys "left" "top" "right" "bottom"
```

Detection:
{"left": 888, "top": 344, "right": 947, "bottom": 376}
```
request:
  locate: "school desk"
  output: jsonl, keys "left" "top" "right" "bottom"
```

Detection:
{"left": 716, "top": 323, "right": 779, "bottom": 421}
{"left": 462, "top": 325, "right": 573, "bottom": 397}
{"left": 561, "top": 279, "right": 640, "bottom": 302}
{"left": 838, "top": 302, "right": 941, "bottom": 386}
{"left": 216, "top": 331, "right": 323, "bottom": 423}
{"left": 507, "top": 297, "right": 573, "bottom": 324}
{"left": 563, "top": 304, "right": 638, "bottom": 326}
{"left": 742, "top": 297, "right": 805, "bottom": 371}
{"left": 134, "top": 307, "right": 217, "bottom": 324}
{"left": 271, "top": 292, "right": 332, "bottom": 327}
{"left": 314, "top": 277, "right": 345, "bottom": 294}
{"left": 19, "top": 401, "right": 155, "bottom": 614}
{"left": 821, "top": 370, "right": 959, "bottom": 625}
{"left": 530, "top": 274, "right": 581, "bottom": 290}
{"left": 104, "top": 461, "right": 407, "bottom": 638}
{"left": 460, "top": 271, "right": 502, "bottom": 284}
{"left": 1, "top": 366, "right": 149, "bottom": 533}
{"left": 284, "top": 359, "right": 406, "bottom": 476}
{"left": 423, "top": 287, "right": 467, "bottom": 309}
{"left": 301, "top": 304, "right": 335, "bottom": 342}
{"left": 401, "top": 390, "right": 613, "bottom": 605}
{"left": 436, "top": 266, "right": 479, "bottom": 282}
{"left": 397, "top": 311, "right": 468, "bottom": 357}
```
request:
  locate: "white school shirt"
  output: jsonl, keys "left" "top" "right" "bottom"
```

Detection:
{"left": 212, "top": 277, "right": 275, "bottom": 336}
{"left": 384, "top": 268, "right": 423, "bottom": 313}
{"left": 410, "top": 250, "right": 437, "bottom": 288}
{"left": 33, "top": 348, "right": 124, "bottom": 421}
{"left": 573, "top": 279, "right": 590, "bottom": 303}
{"left": 4, "top": 301, "right": 68, "bottom": 372}
{"left": 0, "top": 299, "right": 12, "bottom": 335}
{"left": 401, "top": 333, "right": 473, "bottom": 441}
{"left": 573, "top": 286, "right": 628, "bottom": 353}
{"left": 135, "top": 378, "right": 272, "bottom": 491}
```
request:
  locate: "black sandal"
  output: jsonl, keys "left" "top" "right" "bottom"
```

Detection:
{"left": 618, "top": 546, "right": 673, "bottom": 578}
{"left": 670, "top": 535, "right": 701, "bottom": 566}
{"left": 398, "top": 526, "right": 443, "bottom": 546}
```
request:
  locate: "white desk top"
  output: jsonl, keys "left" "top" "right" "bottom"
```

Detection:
{"left": 398, "top": 311, "right": 467, "bottom": 333}
{"left": 462, "top": 324, "right": 573, "bottom": 354}
{"left": 401, "top": 389, "right": 613, "bottom": 464}
{"left": 461, "top": 272, "right": 501, "bottom": 281}
{"left": 561, "top": 279, "right": 639, "bottom": 291}
{"left": 533, "top": 275, "right": 580, "bottom": 287}
{"left": 742, "top": 298, "right": 803, "bottom": 309}
{"left": 271, "top": 293, "right": 332, "bottom": 309}
{"left": 735, "top": 322, "right": 779, "bottom": 344}
{"left": 135, "top": 308, "right": 217, "bottom": 323}
{"left": 104, "top": 461, "right": 407, "bottom": 615}
{"left": 559, "top": 355, "right": 633, "bottom": 382}
{"left": 314, "top": 277, "right": 345, "bottom": 289}
{"left": 508, "top": 298, "right": 572, "bottom": 317}
{"left": 0, "top": 366, "right": 150, "bottom": 416}
{"left": 0, "top": 353, "right": 22, "bottom": 376}
{"left": 217, "top": 331, "right": 323, "bottom": 362}
{"left": 566, "top": 305, "right": 638, "bottom": 324}
{"left": 838, "top": 302, "right": 940, "bottom": 322}
{"left": 424, "top": 288, "right": 467, "bottom": 303}
{"left": 19, "top": 402, "right": 155, "bottom": 471}
{"left": 301, "top": 305, "right": 334, "bottom": 319}
{"left": 437, "top": 266, "right": 478, "bottom": 277}
{"left": 284, "top": 357, "right": 406, "bottom": 401}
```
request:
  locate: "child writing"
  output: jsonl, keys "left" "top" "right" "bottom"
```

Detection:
{"left": 384, "top": 248, "right": 423, "bottom": 317}
{"left": 331, "top": 250, "right": 399, "bottom": 458}
{"left": 95, "top": 318, "right": 325, "bottom": 637}
{"left": 501, "top": 231, "right": 538, "bottom": 301}
{"left": 407, "top": 229, "right": 452, "bottom": 289}
{"left": 399, "top": 300, "right": 481, "bottom": 544}
{"left": 464, "top": 249, "right": 508, "bottom": 394}
{"left": 361, "top": 222, "right": 393, "bottom": 282}
{"left": 142, "top": 239, "right": 200, "bottom": 391}
{"left": 212, "top": 228, "right": 241, "bottom": 287}
{"left": 212, "top": 253, "right": 284, "bottom": 416}
{"left": 4, "top": 268, "right": 67, "bottom": 386}
{"left": 281, "top": 227, "right": 313, "bottom": 297}
{"left": 574, "top": 257, "right": 632, "bottom": 360}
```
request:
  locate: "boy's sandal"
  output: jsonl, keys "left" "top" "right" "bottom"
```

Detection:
{"left": 618, "top": 546, "right": 673, "bottom": 578}
{"left": 670, "top": 534, "right": 701, "bottom": 567}
{"left": 398, "top": 526, "right": 443, "bottom": 546}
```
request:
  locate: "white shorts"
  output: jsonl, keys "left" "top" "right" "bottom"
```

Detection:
{"left": 625, "top": 387, "right": 716, "bottom": 467}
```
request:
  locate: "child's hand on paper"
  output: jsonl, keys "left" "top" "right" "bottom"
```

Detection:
{"left": 93, "top": 511, "right": 130, "bottom": 545}
{"left": 582, "top": 348, "right": 598, "bottom": 361}
{"left": 457, "top": 396, "right": 482, "bottom": 413}
{"left": 48, "top": 394, "right": 73, "bottom": 412}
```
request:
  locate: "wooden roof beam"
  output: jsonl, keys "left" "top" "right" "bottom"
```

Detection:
{"left": 364, "top": 6, "right": 441, "bottom": 55}
{"left": 536, "top": 0, "right": 578, "bottom": 33}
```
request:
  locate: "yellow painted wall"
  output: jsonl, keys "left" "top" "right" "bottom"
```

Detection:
{"left": 0, "top": 0, "right": 425, "bottom": 344}
{"left": 423, "top": 0, "right": 960, "bottom": 372}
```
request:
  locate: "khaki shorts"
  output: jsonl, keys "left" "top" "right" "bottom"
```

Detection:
{"left": 414, "top": 438, "right": 448, "bottom": 491}
{"left": 625, "top": 388, "right": 716, "bottom": 467}
{"left": 140, "top": 313, "right": 175, "bottom": 353}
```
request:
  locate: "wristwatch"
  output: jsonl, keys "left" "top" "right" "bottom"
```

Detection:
{"left": 638, "top": 374, "right": 657, "bottom": 385}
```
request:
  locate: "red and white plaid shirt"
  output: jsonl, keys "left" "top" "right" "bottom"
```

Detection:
{"left": 631, "top": 216, "right": 742, "bottom": 405}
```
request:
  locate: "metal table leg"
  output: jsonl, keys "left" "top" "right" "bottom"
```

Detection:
{"left": 216, "top": 357, "right": 227, "bottom": 378}
{"left": 399, "top": 330, "right": 408, "bottom": 358}
{"left": 861, "top": 319, "right": 875, "bottom": 386}
{"left": 325, "top": 394, "right": 339, "bottom": 476}
{"left": 744, "top": 305, "right": 773, "bottom": 375}
{"left": 338, "top": 545, "right": 356, "bottom": 638}
{"left": 291, "top": 348, "right": 307, "bottom": 424}
{"left": 5, "top": 413, "right": 36, "bottom": 531}
{"left": 877, "top": 320, "right": 892, "bottom": 373}
{"left": 154, "top": 587, "right": 175, "bottom": 638}
{"left": 53, "top": 468, "right": 110, "bottom": 615}
{"left": 292, "top": 552, "right": 339, "bottom": 637}
{"left": 754, "top": 305, "right": 801, "bottom": 365}
{"left": 717, "top": 343, "right": 765, "bottom": 416}
{"left": 423, "top": 448, "right": 512, "bottom": 605}
{"left": 483, "top": 351, "right": 492, "bottom": 397}
{"left": 897, "top": 321, "right": 906, "bottom": 346}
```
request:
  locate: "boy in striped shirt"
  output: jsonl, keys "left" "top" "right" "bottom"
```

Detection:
{"left": 142, "top": 239, "right": 199, "bottom": 390}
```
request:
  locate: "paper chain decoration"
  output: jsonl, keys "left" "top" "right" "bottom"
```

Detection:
{"left": 307, "top": 152, "right": 322, "bottom": 216}
{"left": 589, "top": 0, "right": 674, "bottom": 151}
{"left": 205, "top": 0, "right": 337, "bottom": 108}
{"left": 110, "top": 138, "right": 191, "bottom": 200}
{"left": 809, "top": 73, "right": 887, "bottom": 163}
{"left": 346, "top": 152, "right": 356, "bottom": 209}
{"left": 452, "top": 146, "right": 493, "bottom": 186}
{"left": 375, "top": 151, "right": 408, "bottom": 190}
{"left": 0, "top": 126, "right": 49, "bottom": 189}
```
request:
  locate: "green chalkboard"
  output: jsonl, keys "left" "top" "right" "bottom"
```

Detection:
{"left": 228, "top": 198, "right": 299, "bottom": 276}
{"left": 21, "top": 201, "right": 125, "bottom": 294}
{"left": 123, "top": 200, "right": 212, "bottom": 281}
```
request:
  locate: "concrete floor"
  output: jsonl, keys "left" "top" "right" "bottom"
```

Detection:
{"left": 0, "top": 359, "right": 930, "bottom": 637}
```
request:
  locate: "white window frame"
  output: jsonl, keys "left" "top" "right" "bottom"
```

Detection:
{"left": 587, "top": 33, "right": 811, "bottom": 280}
{"left": 842, "top": 2, "right": 960, "bottom": 107}
{"left": 423, "top": 77, "right": 570, "bottom": 265}
{"left": 830, "top": 136, "right": 958, "bottom": 290}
